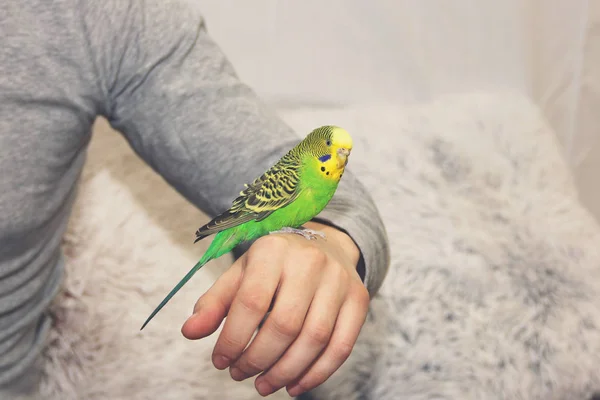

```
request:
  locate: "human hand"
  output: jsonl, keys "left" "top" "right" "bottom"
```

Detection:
{"left": 181, "top": 221, "right": 370, "bottom": 397}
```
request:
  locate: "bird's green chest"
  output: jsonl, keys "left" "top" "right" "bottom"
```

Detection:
{"left": 282, "top": 159, "right": 340, "bottom": 222}
{"left": 236, "top": 156, "right": 342, "bottom": 240}
{"left": 264, "top": 165, "right": 338, "bottom": 228}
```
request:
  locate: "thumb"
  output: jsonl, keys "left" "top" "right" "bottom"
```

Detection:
{"left": 181, "top": 260, "right": 244, "bottom": 340}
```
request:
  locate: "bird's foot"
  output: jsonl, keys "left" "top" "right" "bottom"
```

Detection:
{"left": 269, "top": 226, "right": 326, "bottom": 241}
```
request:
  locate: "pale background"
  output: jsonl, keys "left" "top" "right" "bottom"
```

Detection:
{"left": 192, "top": 0, "right": 600, "bottom": 222}
{"left": 27, "top": 2, "right": 600, "bottom": 398}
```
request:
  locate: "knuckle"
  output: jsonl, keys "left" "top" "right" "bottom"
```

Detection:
{"left": 252, "top": 234, "right": 288, "bottom": 255}
{"left": 238, "top": 290, "right": 271, "bottom": 315}
{"left": 266, "top": 364, "right": 296, "bottom": 384}
{"left": 241, "top": 357, "right": 266, "bottom": 374}
{"left": 352, "top": 284, "right": 370, "bottom": 307}
{"left": 301, "top": 370, "right": 328, "bottom": 389}
{"left": 305, "top": 320, "right": 332, "bottom": 345}
{"left": 245, "top": 236, "right": 288, "bottom": 267}
{"left": 299, "top": 246, "right": 328, "bottom": 270}
{"left": 332, "top": 341, "right": 354, "bottom": 363}
{"left": 218, "top": 333, "right": 245, "bottom": 353}
{"left": 294, "top": 381, "right": 313, "bottom": 395}
{"left": 303, "top": 246, "right": 327, "bottom": 265}
{"left": 332, "top": 263, "right": 350, "bottom": 283}
{"left": 269, "top": 312, "right": 304, "bottom": 339}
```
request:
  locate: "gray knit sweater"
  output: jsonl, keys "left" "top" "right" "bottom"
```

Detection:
{"left": 0, "top": 0, "right": 390, "bottom": 393}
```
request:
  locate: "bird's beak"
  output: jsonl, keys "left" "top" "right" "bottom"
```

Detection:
{"left": 337, "top": 148, "right": 350, "bottom": 157}
{"left": 337, "top": 148, "right": 350, "bottom": 168}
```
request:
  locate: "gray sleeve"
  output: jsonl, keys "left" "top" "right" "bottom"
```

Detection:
{"left": 84, "top": 0, "right": 390, "bottom": 296}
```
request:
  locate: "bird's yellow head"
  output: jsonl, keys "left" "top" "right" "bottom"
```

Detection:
{"left": 302, "top": 125, "right": 353, "bottom": 182}
{"left": 329, "top": 126, "right": 353, "bottom": 166}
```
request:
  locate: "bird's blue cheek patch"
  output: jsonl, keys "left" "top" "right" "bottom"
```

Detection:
{"left": 319, "top": 154, "right": 331, "bottom": 163}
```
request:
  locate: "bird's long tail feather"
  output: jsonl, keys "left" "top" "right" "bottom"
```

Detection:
{"left": 140, "top": 230, "right": 238, "bottom": 330}
{"left": 140, "top": 255, "right": 210, "bottom": 330}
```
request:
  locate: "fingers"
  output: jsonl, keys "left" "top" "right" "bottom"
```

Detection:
{"left": 181, "top": 261, "right": 244, "bottom": 340}
{"left": 183, "top": 227, "right": 369, "bottom": 398}
{"left": 229, "top": 247, "right": 327, "bottom": 382}
{"left": 251, "top": 264, "right": 349, "bottom": 396}
{"left": 285, "top": 284, "right": 370, "bottom": 397}
{"left": 211, "top": 236, "right": 285, "bottom": 370}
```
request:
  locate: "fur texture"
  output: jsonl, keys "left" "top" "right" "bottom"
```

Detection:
{"left": 31, "top": 91, "right": 600, "bottom": 399}
{"left": 280, "top": 92, "right": 600, "bottom": 400}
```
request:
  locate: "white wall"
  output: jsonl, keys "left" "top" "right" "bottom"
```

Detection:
{"left": 194, "top": 0, "right": 600, "bottom": 220}
{"left": 525, "top": 0, "right": 600, "bottom": 220}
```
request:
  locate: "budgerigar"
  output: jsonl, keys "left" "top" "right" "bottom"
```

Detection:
{"left": 140, "top": 125, "right": 353, "bottom": 330}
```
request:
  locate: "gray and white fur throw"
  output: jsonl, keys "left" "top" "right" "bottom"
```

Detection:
{"left": 281, "top": 92, "right": 600, "bottom": 400}
{"left": 27, "top": 91, "right": 600, "bottom": 400}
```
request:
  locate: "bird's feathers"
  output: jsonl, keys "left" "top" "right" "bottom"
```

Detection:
{"left": 194, "top": 152, "right": 302, "bottom": 242}
{"left": 142, "top": 125, "right": 351, "bottom": 330}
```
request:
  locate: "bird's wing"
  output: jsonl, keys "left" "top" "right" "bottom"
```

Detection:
{"left": 194, "top": 156, "right": 302, "bottom": 242}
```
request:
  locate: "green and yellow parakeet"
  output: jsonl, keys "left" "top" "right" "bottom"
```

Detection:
{"left": 140, "top": 125, "right": 353, "bottom": 330}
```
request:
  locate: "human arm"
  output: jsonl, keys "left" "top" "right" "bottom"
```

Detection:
{"left": 82, "top": 0, "right": 390, "bottom": 395}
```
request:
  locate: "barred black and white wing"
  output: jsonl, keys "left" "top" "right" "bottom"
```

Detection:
{"left": 194, "top": 154, "right": 302, "bottom": 242}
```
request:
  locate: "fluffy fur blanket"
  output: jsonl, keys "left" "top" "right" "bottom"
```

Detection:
{"left": 34, "top": 91, "right": 600, "bottom": 400}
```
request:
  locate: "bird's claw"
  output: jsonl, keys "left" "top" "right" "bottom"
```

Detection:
{"left": 269, "top": 227, "right": 326, "bottom": 241}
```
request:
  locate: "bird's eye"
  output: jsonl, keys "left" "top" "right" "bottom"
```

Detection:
{"left": 326, "top": 140, "right": 331, "bottom": 146}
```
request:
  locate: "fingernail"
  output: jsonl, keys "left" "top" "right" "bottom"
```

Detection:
{"left": 256, "top": 379, "right": 273, "bottom": 396}
{"left": 229, "top": 367, "right": 246, "bottom": 381}
{"left": 213, "top": 354, "right": 230, "bottom": 369}
{"left": 287, "top": 383, "right": 303, "bottom": 397}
